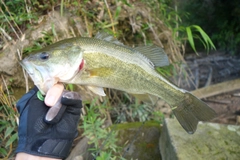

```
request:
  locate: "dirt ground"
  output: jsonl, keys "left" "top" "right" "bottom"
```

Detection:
{"left": 206, "top": 89, "right": 240, "bottom": 125}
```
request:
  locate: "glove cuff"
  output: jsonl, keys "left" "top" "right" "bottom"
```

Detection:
{"left": 16, "top": 138, "right": 73, "bottom": 159}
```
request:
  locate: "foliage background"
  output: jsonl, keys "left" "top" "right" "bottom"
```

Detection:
{"left": 179, "top": 0, "right": 240, "bottom": 54}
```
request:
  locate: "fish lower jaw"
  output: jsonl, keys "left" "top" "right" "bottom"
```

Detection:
{"left": 37, "top": 78, "right": 59, "bottom": 95}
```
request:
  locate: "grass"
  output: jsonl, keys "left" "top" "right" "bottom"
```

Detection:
{"left": 0, "top": 78, "right": 18, "bottom": 159}
{"left": 80, "top": 99, "right": 125, "bottom": 159}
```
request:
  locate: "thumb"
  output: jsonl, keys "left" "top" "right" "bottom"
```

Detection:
{"left": 44, "top": 83, "right": 64, "bottom": 107}
{"left": 44, "top": 83, "right": 65, "bottom": 124}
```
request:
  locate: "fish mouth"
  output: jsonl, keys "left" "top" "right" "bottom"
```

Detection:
{"left": 19, "top": 59, "right": 51, "bottom": 94}
{"left": 19, "top": 59, "right": 35, "bottom": 76}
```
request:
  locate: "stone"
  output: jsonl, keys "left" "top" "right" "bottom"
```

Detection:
{"left": 159, "top": 118, "right": 240, "bottom": 160}
{"left": 115, "top": 121, "right": 161, "bottom": 160}
{"left": 67, "top": 137, "right": 94, "bottom": 160}
{"left": 0, "top": 11, "right": 69, "bottom": 88}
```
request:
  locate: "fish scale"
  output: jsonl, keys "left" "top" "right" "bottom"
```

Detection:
{"left": 75, "top": 51, "right": 183, "bottom": 103}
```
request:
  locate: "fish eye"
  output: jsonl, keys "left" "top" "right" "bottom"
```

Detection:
{"left": 40, "top": 52, "right": 49, "bottom": 60}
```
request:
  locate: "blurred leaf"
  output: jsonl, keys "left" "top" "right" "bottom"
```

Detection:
{"left": 186, "top": 26, "right": 197, "bottom": 54}
{"left": 5, "top": 132, "right": 18, "bottom": 147}
{"left": 0, "top": 148, "right": 7, "bottom": 156}
{"left": 66, "top": 84, "right": 74, "bottom": 91}
{"left": 192, "top": 25, "right": 216, "bottom": 51}
{"left": 114, "top": 5, "right": 121, "bottom": 20}
{"left": 4, "top": 127, "right": 14, "bottom": 139}
{"left": 186, "top": 25, "right": 216, "bottom": 54}
{"left": 96, "top": 151, "right": 112, "bottom": 160}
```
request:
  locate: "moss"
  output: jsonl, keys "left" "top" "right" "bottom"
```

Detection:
{"left": 111, "top": 121, "right": 161, "bottom": 131}
{"left": 161, "top": 119, "right": 240, "bottom": 160}
{"left": 113, "top": 121, "right": 162, "bottom": 159}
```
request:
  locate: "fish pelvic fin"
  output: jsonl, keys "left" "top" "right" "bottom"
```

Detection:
{"left": 171, "top": 92, "right": 216, "bottom": 134}
{"left": 87, "top": 86, "right": 106, "bottom": 96}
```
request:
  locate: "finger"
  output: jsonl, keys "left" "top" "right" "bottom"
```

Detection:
{"left": 45, "top": 93, "right": 65, "bottom": 123}
{"left": 44, "top": 83, "right": 64, "bottom": 107}
{"left": 61, "top": 98, "right": 82, "bottom": 116}
{"left": 45, "top": 102, "right": 67, "bottom": 124}
{"left": 63, "top": 91, "right": 81, "bottom": 100}
{"left": 61, "top": 91, "right": 82, "bottom": 106}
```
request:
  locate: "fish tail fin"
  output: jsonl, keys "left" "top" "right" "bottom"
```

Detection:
{"left": 171, "top": 92, "right": 216, "bottom": 134}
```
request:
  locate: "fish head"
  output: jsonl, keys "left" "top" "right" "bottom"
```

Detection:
{"left": 20, "top": 45, "right": 84, "bottom": 95}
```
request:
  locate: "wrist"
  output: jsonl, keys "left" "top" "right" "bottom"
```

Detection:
{"left": 15, "top": 153, "right": 62, "bottom": 160}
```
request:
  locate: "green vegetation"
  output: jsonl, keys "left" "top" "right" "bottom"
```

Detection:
{"left": 149, "top": 0, "right": 216, "bottom": 54}
{"left": 0, "top": 85, "right": 18, "bottom": 158}
{"left": 0, "top": 0, "right": 217, "bottom": 159}
{"left": 180, "top": 0, "right": 240, "bottom": 54}
{"left": 81, "top": 99, "right": 125, "bottom": 159}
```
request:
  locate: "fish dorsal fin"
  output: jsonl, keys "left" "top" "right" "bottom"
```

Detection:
{"left": 87, "top": 86, "right": 106, "bottom": 96}
{"left": 95, "top": 31, "right": 124, "bottom": 46}
{"left": 134, "top": 45, "right": 169, "bottom": 67}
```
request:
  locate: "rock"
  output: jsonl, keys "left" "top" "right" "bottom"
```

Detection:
{"left": 0, "top": 40, "right": 29, "bottom": 88}
{"left": 115, "top": 121, "right": 161, "bottom": 160}
{"left": 0, "top": 11, "right": 69, "bottom": 88}
{"left": 67, "top": 137, "right": 94, "bottom": 160}
{"left": 159, "top": 118, "right": 240, "bottom": 160}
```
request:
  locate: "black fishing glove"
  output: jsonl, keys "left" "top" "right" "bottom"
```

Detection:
{"left": 16, "top": 86, "right": 82, "bottom": 159}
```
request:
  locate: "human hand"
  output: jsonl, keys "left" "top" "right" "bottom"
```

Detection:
{"left": 15, "top": 85, "right": 82, "bottom": 159}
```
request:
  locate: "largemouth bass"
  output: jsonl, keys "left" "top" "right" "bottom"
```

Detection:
{"left": 20, "top": 32, "right": 216, "bottom": 134}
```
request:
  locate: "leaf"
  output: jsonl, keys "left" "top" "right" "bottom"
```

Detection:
{"left": 60, "top": 0, "right": 64, "bottom": 16}
{"left": 186, "top": 26, "right": 197, "bottom": 54}
{"left": 51, "top": 23, "right": 57, "bottom": 37}
{"left": 4, "top": 127, "right": 14, "bottom": 139}
{"left": 96, "top": 151, "right": 111, "bottom": 160}
{"left": 193, "top": 35, "right": 206, "bottom": 49}
{"left": 5, "top": 132, "right": 18, "bottom": 147}
{"left": 122, "top": 0, "right": 132, "bottom": 7}
{"left": 0, "top": 148, "right": 7, "bottom": 156}
{"left": 66, "top": 84, "right": 74, "bottom": 91}
{"left": 114, "top": 5, "right": 121, "bottom": 20}
{"left": 190, "top": 25, "right": 216, "bottom": 53}
{"left": 0, "top": 122, "right": 7, "bottom": 132}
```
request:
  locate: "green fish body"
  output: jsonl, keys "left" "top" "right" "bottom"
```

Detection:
{"left": 20, "top": 32, "right": 216, "bottom": 134}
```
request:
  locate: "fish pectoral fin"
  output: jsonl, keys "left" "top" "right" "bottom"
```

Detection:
{"left": 87, "top": 86, "right": 106, "bottom": 96}
{"left": 134, "top": 45, "right": 169, "bottom": 67}
{"left": 88, "top": 67, "right": 114, "bottom": 77}
{"left": 171, "top": 92, "right": 217, "bottom": 134}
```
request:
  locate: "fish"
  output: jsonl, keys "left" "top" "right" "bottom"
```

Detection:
{"left": 20, "top": 32, "right": 216, "bottom": 134}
